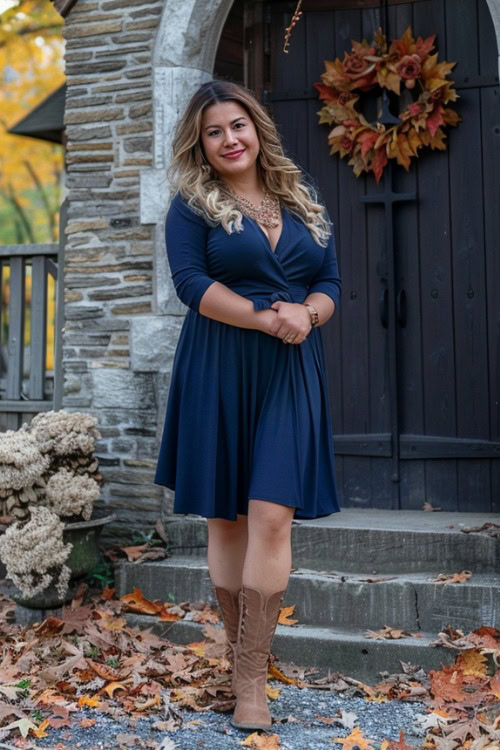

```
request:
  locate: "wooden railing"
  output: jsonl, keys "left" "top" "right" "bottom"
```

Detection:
{"left": 0, "top": 201, "right": 66, "bottom": 431}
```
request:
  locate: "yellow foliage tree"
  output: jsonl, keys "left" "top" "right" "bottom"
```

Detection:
{"left": 1, "top": 0, "right": 65, "bottom": 375}
{"left": 0, "top": 0, "right": 65, "bottom": 244}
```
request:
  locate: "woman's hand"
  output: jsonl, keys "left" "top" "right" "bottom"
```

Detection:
{"left": 254, "top": 308, "right": 281, "bottom": 337}
{"left": 270, "top": 301, "right": 311, "bottom": 344}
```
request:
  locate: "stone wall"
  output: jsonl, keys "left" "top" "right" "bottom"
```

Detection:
{"left": 61, "top": 0, "right": 173, "bottom": 541}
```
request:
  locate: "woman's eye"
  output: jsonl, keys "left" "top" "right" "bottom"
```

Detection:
{"left": 208, "top": 122, "right": 245, "bottom": 136}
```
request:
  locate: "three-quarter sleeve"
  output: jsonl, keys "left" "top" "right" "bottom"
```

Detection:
{"left": 307, "top": 229, "right": 342, "bottom": 309}
{"left": 165, "top": 193, "right": 216, "bottom": 312}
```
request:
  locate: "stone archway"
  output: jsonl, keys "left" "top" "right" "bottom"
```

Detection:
{"left": 140, "top": 0, "right": 234, "bottom": 316}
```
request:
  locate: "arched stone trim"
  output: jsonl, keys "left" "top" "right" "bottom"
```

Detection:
{"left": 486, "top": 0, "right": 500, "bottom": 76}
{"left": 139, "top": 0, "right": 234, "bottom": 317}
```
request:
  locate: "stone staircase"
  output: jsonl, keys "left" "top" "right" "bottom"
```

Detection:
{"left": 116, "top": 509, "right": 500, "bottom": 683}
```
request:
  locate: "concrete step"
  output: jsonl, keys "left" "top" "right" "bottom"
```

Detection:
{"left": 162, "top": 509, "right": 500, "bottom": 573}
{"left": 122, "top": 612, "right": 458, "bottom": 685}
{"left": 116, "top": 557, "right": 500, "bottom": 633}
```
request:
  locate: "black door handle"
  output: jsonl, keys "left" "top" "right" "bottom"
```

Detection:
{"left": 380, "top": 288, "right": 388, "bottom": 328}
{"left": 397, "top": 289, "right": 407, "bottom": 327}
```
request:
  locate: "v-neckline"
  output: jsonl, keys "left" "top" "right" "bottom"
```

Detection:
{"left": 250, "top": 208, "right": 285, "bottom": 255}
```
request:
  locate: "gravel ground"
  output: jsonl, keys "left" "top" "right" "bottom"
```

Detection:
{"left": 25, "top": 682, "right": 428, "bottom": 749}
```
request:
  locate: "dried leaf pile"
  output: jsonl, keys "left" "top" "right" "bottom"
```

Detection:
{"left": 0, "top": 585, "right": 499, "bottom": 749}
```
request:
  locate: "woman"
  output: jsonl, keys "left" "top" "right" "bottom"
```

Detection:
{"left": 153, "top": 80, "right": 342, "bottom": 731}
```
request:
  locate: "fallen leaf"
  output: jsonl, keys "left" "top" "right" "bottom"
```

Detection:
{"left": 32, "top": 718, "right": 50, "bottom": 738}
{"left": 77, "top": 695, "right": 101, "bottom": 708}
{"left": 120, "top": 587, "right": 166, "bottom": 616}
{"left": 433, "top": 570, "right": 472, "bottom": 585}
{"left": 241, "top": 731, "right": 281, "bottom": 748}
{"left": 385, "top": 730, "right": 415, "bottom": 749}
{"left": 0, "top": 717, "right": 38, "bottom": 738}
{"left": 278, "top": 604, "right": 298, "bottom": 626}
{"left": 80, "top": 718, "right": 96, "bottom": 728}
{"left": 332, "top": 725, "right": 376, "bottom": 749}
{"left": 365, "top": 625, "right": 421, "bottom": 640}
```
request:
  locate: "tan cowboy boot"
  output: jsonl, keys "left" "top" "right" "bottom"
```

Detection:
{"left": 214, "top": 586, "right": 241, "bottom": 695}
{"left": 230, "top": 584, "right": 286, "bottom": 730}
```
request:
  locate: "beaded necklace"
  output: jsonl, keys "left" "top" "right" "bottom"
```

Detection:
{"left": 230, "top": 189, "right": 281, "bottom": 229}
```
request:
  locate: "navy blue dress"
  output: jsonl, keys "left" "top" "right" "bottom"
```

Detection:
{"left": 153, "top": 192, "right": 342, "bottom": 520}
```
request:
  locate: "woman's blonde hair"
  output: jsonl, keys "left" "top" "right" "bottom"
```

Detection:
{"left": 167, "top": 80, "right": 332, "bottom": 246}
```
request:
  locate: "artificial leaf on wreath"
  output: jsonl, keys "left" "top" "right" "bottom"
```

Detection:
{"left": 314, "top": 25, "right": 461, "bottom": 183}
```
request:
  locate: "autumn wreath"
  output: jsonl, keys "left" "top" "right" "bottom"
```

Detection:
{"left": 314, "top": 26, "right": 462, "bottom": 183}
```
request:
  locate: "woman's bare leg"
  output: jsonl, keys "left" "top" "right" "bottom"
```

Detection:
{"left": 207, "top": 514, "right": 249, "bottom": 594}
{"left": 243, "top": 500, "right": 295, "bottom": 595}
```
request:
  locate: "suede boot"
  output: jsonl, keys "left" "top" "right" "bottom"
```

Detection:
{"left": 214, "top": 586, "right": 241, "bottom": 695}
{"left": 230, "top": 584, "right": 286, "bottom": 730}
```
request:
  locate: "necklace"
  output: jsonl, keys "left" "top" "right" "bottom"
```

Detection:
{"left": 230, "top": 189, "right": 281, "bottom": 228}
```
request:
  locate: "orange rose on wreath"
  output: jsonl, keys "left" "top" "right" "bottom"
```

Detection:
{"left": 314, "top": 26, "right": 462, "bottom": 183}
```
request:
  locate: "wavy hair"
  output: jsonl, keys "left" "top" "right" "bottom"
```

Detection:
{"left": 167, "top": 80, "right": 332, "bottom": 246}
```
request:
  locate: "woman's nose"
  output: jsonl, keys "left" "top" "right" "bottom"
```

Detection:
{"left": 222, "top": 129, "right": 238, "bottom": 147}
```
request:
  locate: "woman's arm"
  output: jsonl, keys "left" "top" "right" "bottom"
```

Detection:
{"left": 199, "top": 281, "right": 280, "bottom": 334}
{"left": 304, "top": 228, "right": 341, "bottom": 326}
{"left": 166, "top": 195, "right": 280, "bottom": 335}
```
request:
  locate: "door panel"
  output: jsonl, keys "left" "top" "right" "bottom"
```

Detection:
{"left": 245, "top": 0, "right": 500, "bottom": 510}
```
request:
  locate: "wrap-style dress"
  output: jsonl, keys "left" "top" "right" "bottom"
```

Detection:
{"left": 153, "top": 192, "right": 342, "bottom": 520}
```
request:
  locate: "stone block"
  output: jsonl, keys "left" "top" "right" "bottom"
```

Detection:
{"left": 123, "top": 136, "right": 152, "bottom": 152}
{"left": 91, "top": 368, "right": 156, "bottom": 409}
{"left": 66, "top": 174, "right": 113, "bottom": 188}
{"left": 110, "top": 32, "right": 151, "bottom": 43}
{"left": 102, "top": 0, "right": 158, "bottom": 10}
{"left": 66, "top": 142, "right": 113, "bottom": 151}
{"left": 95, "top": 46, "right": 150, "bottom": 59}
{"left": 65, "top": 218, "right": 109, "bottom": 234}
{"left": 64, "top": 108, "right": 125, "bottom": 124}
{"left": 63, "top": 20, "right": 122, "bottom": 38}
{"left": 65, "top": 95, "right": 110, "bottom": 108}
{"left": 125, "top": 67, "right": 152, "bottom": 79}
{"left": 65, "top": 305, "right": 105, "bottom": 320}
{"left": 139, "top": 168, "right": 169, "bottom": 225}
{"left": 129, "top": 102, "right": 152, "bottom": 118}
{"left": 66, "top": 153, "right": 115, "bottom": 164}
{"left": 130, "top": 314, "right": 183, "bottom": 372}
{"left": 88, "top": 283, "right": 152, "bottom": 300}
{"left": 111, "top": 301, "right": 152, "bottom": 315}
{"left": 125, "top": 19, "right": 159, "bottom": 30}
{"left": 116, "top": 122, "right": 152, "bottom": 134}
{"left": 130, "top": 5, "right": 161, "bottom": 16}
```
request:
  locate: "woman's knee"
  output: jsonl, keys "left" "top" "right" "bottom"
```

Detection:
{"left": 248, "top": 499, "right": 294, "bottom": 539}
{"left": 207, "top": 515, "right": 248, "bottom": 541}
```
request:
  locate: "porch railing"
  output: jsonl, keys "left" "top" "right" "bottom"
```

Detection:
{"left": 0, "top": 200, "right": 66, "bottom": 431}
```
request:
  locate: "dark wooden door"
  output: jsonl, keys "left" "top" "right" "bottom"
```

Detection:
{"left": 245, "top": 0, "right": 500, "bottom": 511}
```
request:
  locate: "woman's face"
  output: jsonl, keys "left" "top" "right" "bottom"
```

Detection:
{"left": 200, "top": 100, "right": 260, "bottom": 181}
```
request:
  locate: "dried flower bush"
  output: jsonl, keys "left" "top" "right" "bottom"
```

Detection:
{"left": 0, "top": 431, "right": 49, "bottom": 520}
{"left": 0, "top": 410, "right": 104, "bottom": 599}
{"left": 1, "top": 410, "right": 103, "bottom": 522}
{"left": 45, "top": 468, "right": 100, "bottom": 521}
{"left": 0, "top": 506, "right": 72, "bottom": 599}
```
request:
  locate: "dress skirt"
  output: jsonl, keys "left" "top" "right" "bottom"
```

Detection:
{"left": 153, "top": 308, "right": 341, "bottom": 520}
